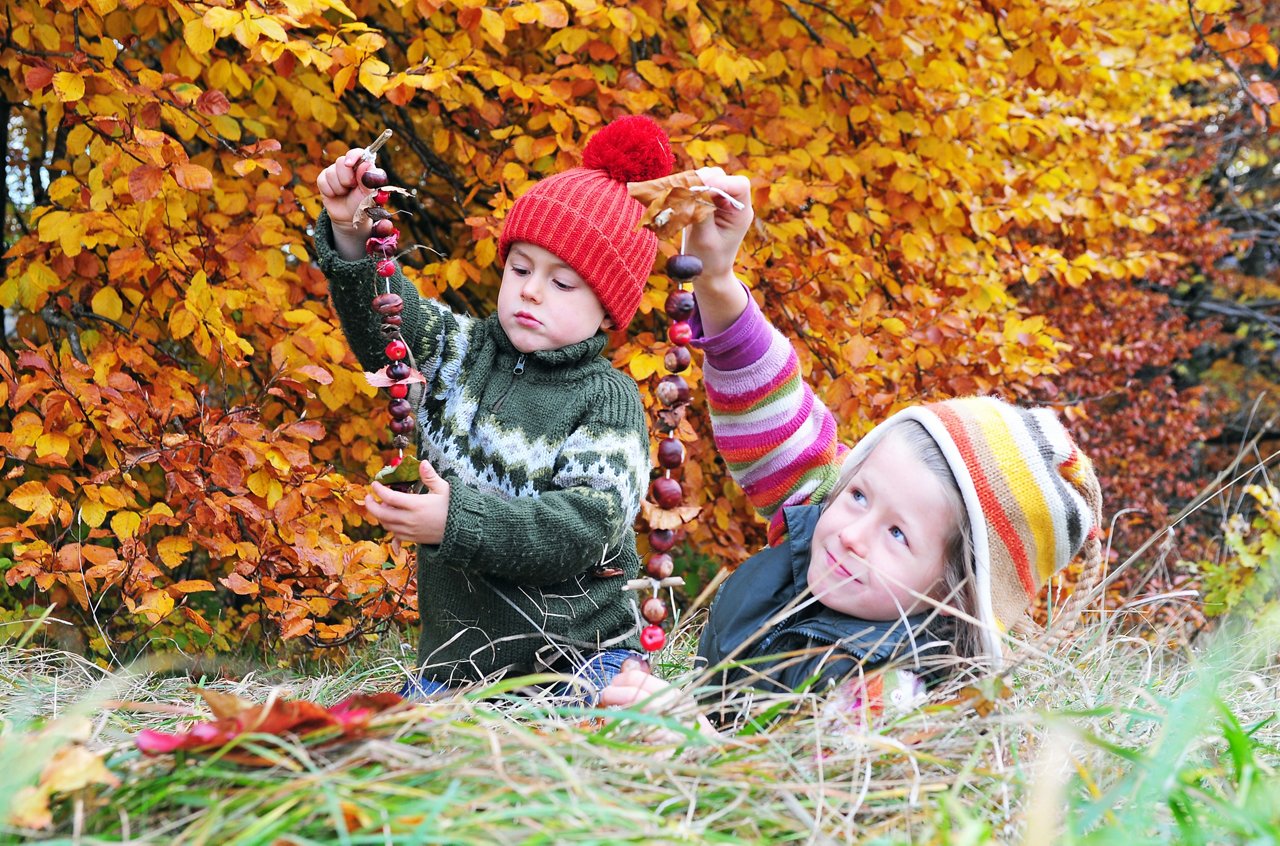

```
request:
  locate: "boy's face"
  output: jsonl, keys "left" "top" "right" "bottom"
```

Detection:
{"left": 807, "top": 429, "right": 955, "bottom": 621}
{"left": 497, "top": 242, "right": 612, "bottom": 353}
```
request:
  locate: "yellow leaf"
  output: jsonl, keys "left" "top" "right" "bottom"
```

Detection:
{"left": 629, "top": 352, "right": 662, "bottom": 380}
{"left": 81, "top": 501, "right": 110, "bottom": 528}
{"left": 173, "top": 579, "right": 216, "bottom": 594}
{"left": 35, "top": 432, "right": 70, "bottom": 460}
{"left": 92, "top": 288, "right": 124, "bottom": 321}
{"left": 133, "top": 588, "right": 174, "bottom": 623}
{"left": 156, "top": 536, "right": 193, "bottom": 568}
{"left": 1011, "top": 48, "right": 1035, "bottom": 78}
{"left": 880, "top": 317, "right": 907, "bottom": 336}
{"left": 41, "top": 745, "right": 119, "bottom": 794}
{"left": 358, "top": 58, "right": 390, "bottom": 94}
{"left": 110, "top": 511, "right": 142, "bottom": 541}
{"left": 480, "top": 8, "right": 507, "bottom": 42}
{"left": 7, "top": 786, "right": 52, "bottom": 830}
{"left": 9, "top": 481, "right": 53, "bottom": 513}
{"left": 174, "top": 163, "right": 213, "bottom": 191}
{"left": 51, "top": 72, "right": 85, "bottom": 102}
{"left": 184, "top": 17, "right": 215, "bottom": 53}
{"left": 169, "top": 307, "right": 198, "bottom": 340}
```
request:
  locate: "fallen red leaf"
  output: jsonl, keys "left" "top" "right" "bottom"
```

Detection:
{"left": 135, "top": 689, "right": 405, "bottom": 758}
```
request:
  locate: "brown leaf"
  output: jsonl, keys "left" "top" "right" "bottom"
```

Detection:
{"left": 640, "top": 500, "right": 702, "bottom": 529}
{"left": 627, "top": 170, "right": 715, "bottom": 238}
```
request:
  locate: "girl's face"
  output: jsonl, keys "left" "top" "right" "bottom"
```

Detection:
{"left": 497, "top": 242, "right": 612, "bottom": 353}
{"left": 807, "top": 429, "right": 957, "bottom": 621}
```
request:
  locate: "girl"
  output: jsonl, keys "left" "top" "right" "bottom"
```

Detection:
{"left": 601, "top": 169, "right": 1105, "bottom": 735}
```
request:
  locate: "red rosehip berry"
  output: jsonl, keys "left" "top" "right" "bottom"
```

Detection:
{"left": 664, "top": 289, "right": 696, "bottom": 321}
{"left": 657, "top": 437, "right": 685, "bottom": 469}
{"left": 646, "top": 553, "right": 674, "bottom": 579}
{"left": 641, "top": 597, "right": 668, "bottom": 624}
{"left": 389, "top": 455, "right": 402, "bottom": 468}
{"left": 376, "top": 259, "right": 396, "bottom": 277}
{"left": 385, "top": 339, "right": 408, "bottom": 360}
{"left": 374, "top": 189, "right": 391, "bottom": 205}
{"left": 372, "top": 218, "right": 397, "bottom": 237}
{"left": 668, "top": 321, "right": 693, "bottom": 346}
{"left": 389, "top": 382, "right": 409, "bottom": 399}
{"left": 666, "top": 254, "right": 703, "bottom": 280}
{"left": 640, "top": 624, "right": 666, "bottom": 652}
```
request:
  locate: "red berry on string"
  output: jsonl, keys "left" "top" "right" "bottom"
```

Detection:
{"left": 387, "top": 360, "right": 412, "bottom": 380}
{"left": 385, "top": 339, "right": 408, "bottom": 360}
{"left": 376, "top": 260, "right": 396, "bottom": 278}
{"left": 646, "top": 553, "right": 674, "bottom": 579}
{"left": 655, "top": 375, "right": 691, "bottom": 408}
{"left": 664, "top": 346, "right": 691, "bottom": 373}
{"left": 361, "top": 167, "right": 389, "bottom": 189}
{"left": 668, "top": 321, "right": 693, "bottom": 346}
{"left": 388, "top": 398, "right": 412, "bottom": 419}
{"left": 664, "top": 289, "right": 696, "bottom": 321}
{"left": 389, "top": 382, "right": 409, "bottom": 399}
{"left": 657, "top": 438, "right": 685, "bottom": 468}
{"left": 666, "top": 254, "right": 703, "bottom": 280}
{"left": 375, "top": 189, "right": 391, "bottom": 205}
{"left": 373, "top": 218, "right": 397, "bottom": 237}
{"left": 389, "top": 455, "right": 402, "bottom": 468}
{"left": 651, "top": 477, "right": 682, "bottom": 509}
{"left": 649, "top": 528, "right": 676, "bottom": 552}
{"left": 641, "top": 596, "right": 668, "bottom": 624}
{"left": 640, "top": 625, "right": 666, "bottom": 652}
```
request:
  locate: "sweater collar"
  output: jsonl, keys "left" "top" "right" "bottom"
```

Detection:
{"left": 490, "top": 316, "right": 609, "bottom": 369}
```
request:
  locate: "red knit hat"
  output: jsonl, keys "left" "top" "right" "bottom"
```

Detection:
{"left": 498, "top": 115, "right": 675, "bottom": 330}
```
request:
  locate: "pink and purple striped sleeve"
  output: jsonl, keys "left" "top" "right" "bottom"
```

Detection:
{"left": 691, "top": 293, "right": 847, "bottom": 545}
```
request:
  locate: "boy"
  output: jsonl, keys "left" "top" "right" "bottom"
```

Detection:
{"left": 314, "top": 116, "right": 675, "bottom": 693}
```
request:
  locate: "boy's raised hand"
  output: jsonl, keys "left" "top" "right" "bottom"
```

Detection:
{"left": 316, "top": 148, "right": 378, "bottom": 229}
{"left": 365, "top": 458, "right": 450, "bottom": 545}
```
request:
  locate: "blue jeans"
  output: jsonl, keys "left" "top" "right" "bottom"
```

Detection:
{"left": 398, "top": 648, "right": 642, "bottom": 703}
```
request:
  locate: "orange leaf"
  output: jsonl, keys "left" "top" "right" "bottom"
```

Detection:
{"left": 128, "top": 165, "right": 164, "bottom": 202}
{"left": 174, "top": 163, "right": 214, "bottom": 190}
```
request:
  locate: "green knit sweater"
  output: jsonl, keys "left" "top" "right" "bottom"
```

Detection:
{"left": 315, "top": 213, "right": 647, "bottom": 682}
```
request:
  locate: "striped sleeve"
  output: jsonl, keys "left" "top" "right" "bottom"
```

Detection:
{"left": 691, "top": 294, "right": 846, "bottom": 544}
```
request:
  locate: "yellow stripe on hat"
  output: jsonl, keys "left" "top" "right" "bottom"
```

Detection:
{"left": 963, "top": 399, "right": 1059, "bottom": 586}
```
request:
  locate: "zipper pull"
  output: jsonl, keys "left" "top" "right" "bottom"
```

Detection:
{"left": 492, "top": 354, "right": 526, "bottom": 413}
{"left": 513, "top": 354, "right": 526, "bottom": 375}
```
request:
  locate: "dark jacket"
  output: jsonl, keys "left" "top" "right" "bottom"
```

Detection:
{"left": 696, "top": 505, "right": 952, "bottom": 704}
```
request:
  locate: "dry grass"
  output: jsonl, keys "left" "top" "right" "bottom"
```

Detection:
{"left": 2, "top": 597, "right": 1278, "bottom": 845}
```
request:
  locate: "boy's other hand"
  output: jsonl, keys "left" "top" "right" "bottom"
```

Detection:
{"left": 598, "top": 669, "right": 720, "bottom": 742}
{"left": 365, "top": 458, "right": 451, "bottom": 545}
{"left": 316, "top": 148, "right": 378, "bottom": 231}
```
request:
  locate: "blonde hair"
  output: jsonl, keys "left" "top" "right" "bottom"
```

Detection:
{"left": 825, "top": 420, "right": 984, "bottom": 663}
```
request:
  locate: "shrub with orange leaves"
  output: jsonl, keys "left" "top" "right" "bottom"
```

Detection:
{"left": 0, "top": 0, "right": 1273, "bottom": 661}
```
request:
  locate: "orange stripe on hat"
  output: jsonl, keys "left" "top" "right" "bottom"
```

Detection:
{"left": 933, "top": 403, "right": 1037, "bottom": 598}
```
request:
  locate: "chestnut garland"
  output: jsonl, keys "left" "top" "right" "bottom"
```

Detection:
{"left": 360, "top": 167, "right": 420, "bottom": 493}
{"left": 624, "top": 251, "right": 703, "bottom": 658}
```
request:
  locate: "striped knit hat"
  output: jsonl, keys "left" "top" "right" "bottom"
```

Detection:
{"left": 841, "top": 396, "right": 1104, "bottom": 663}
{"left": 499, "top": 115, "right": 675, "bottom": 330}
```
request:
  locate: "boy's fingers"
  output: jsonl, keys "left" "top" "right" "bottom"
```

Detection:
{"left": 368, "top": 480, "right": 418, "bottom": 509}
{"left": 418, "top": 458, "right": 449, "bottom": 495}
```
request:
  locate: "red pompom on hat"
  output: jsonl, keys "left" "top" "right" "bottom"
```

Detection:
{"left": 499, "top": 115, "right": 675, "bottom": 330}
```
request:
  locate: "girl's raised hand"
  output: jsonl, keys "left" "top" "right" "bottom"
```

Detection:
{"left": 687, "top": 167, "right": 754, "bottom": 285}
{"left": 316, "top": 148, "right": 377, "bottom": 229}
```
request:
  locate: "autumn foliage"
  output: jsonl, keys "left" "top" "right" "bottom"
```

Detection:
{"left": 0, "top": 0, "right": 1275, "bottom": 661}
